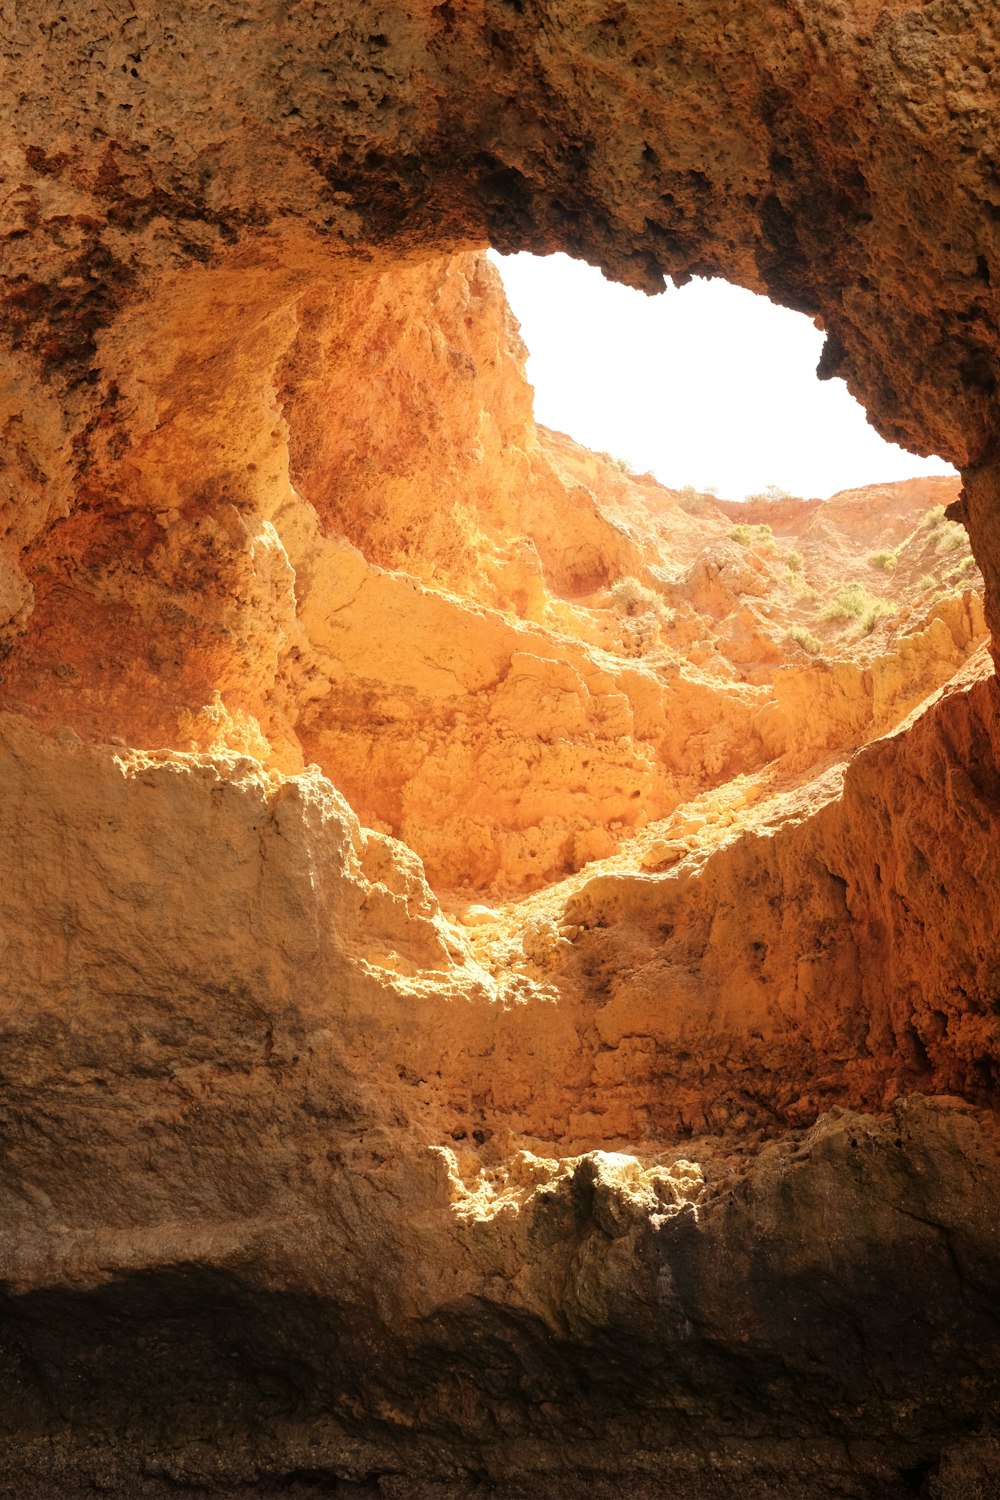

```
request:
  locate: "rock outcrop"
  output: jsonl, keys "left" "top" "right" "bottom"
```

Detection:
{"left": 2, "top": 4, "right": 1000, "bottom": 1497}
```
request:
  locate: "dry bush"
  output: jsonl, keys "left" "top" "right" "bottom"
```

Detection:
{"left": 729, "top": 522, "right": 775, "bottom": 552}
{"left": 744, "top": 484, "right": 792, "bottom": 502}
{"left": 821, "top": 583, "right": 882, "bottom": 623}
{"left": 787, "top": 624, "right": 821, "bottom": 654}
{"left": 610, "top": 575, "right": 661, "bottom": 617}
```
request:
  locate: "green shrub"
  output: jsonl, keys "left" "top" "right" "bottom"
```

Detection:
{"left": 936, "top": 522, "right": 967, "bottom": 553}
{"left": 940, "top": 555, "right": 979, "bottom": 586}
{"left": 785, "top": 550, "right": 803, "bottom": 573}
{"left": 729, "top": 522, "right": 775, "bottom": 552}
{"left": 861, "top": 600, "right": 895, "bottom": 634}
{"left": 921, "top": 504, "right": 948, "bottom": 531}
{"left": 821, "top": 583, "right": 880, "bottom": 623}
{"left": 869, "top": 549, "right": 897, "bottom": 571}
{"left": 917, "top": 573, "right": 936, "bottom": 591}
{"left": 787, "top": 624, "right": 821, "bottom": 654}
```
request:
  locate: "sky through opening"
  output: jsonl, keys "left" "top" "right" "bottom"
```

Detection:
{"left": 491, "top": 251, "right": 954, "bottom": 502}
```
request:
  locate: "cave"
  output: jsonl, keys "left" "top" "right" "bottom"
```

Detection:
{"left": 1, "top": 4, "right": 1000, "bottom": 1498}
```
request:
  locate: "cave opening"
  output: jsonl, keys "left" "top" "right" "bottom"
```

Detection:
{"left": 491, "top": 249, "right": 955, "bottom": 501}
{"left": 268, "top": 250, "right": 985, "bottom": 918}
{"left": 0, "top": 241, "right": 984, "bottom": 927}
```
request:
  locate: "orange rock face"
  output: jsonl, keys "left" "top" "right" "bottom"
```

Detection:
{"left": 0, "top": 245, "right": 997, "bottom": 1496}
{"left": 2, "top": 4, "right": 1000, "bottom": 1494}
{"left": 1, "top": 253, "right": 985, "bottom": 901}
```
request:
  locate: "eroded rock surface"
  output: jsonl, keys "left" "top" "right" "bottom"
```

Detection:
{"left": 2, "top": 3, "right": 1000, "bottom": 1496}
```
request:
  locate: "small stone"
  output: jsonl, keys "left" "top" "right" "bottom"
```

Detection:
{"left": 641, "top": 839, "right": 681, "bottom": 869}
{"left": 461, "top": 904, "right": 499, "bottom": 927}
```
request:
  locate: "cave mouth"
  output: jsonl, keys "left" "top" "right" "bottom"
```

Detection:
{"left": 270, "top": 250, "right": 980, "bottom": 908}
{"left": 0, "top": 246, "right": 981, "bottom": 912}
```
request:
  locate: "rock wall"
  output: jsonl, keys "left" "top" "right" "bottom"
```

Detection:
{"left": 2, "top": 2, "right": 1000, "bottom": 1496}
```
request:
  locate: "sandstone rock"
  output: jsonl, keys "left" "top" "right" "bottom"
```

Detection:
{"left": 2, "top": 3, "right": 1000, "bottom": 1493}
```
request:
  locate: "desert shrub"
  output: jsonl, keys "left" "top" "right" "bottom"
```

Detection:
{"left": 917, "top": 573, "right": 936, "bottom": 591}
{"left": 941, "top": 552, "right": 977, "bottom": 578}
{"left": 785, "top": 550, "right": 803, "bottom": 573}
{"left": 861, "top": 600, "right": 895, "bottom": 634}
{"left": 869, "top": 549, "right": 897, "bottom": 571}
{"left": 937, "top": 555, "right": 980, "bottom": 591}
{"left": 729, "top": 522, "right": 775, "bottom": 552}
{"left": 936, "top": 522, "right": 967, "bottom": 553}
{"left": 821, "top": 583, "right": 880, "bottom": 622}
{"left": 921, "top": 504, "right": 948, "bottom": 531}
{"left": 610, "top": 575, "right": 661, "bottom": 617}
{"left": 744, "top": 484, "right": 792, "bottom": 503}
{"left": 787, "top": 624, "right": 821, "bottom": 654}
{"left": 676, "top": 484, "right": 709, "bottom": 514}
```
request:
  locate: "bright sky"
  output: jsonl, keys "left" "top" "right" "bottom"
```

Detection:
{"left": 490, "top": 251, "right": 954, "bottom": 502}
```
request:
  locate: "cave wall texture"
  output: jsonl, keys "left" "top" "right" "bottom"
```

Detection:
{"left": 2, "top": 2, "right": 1000, "bottom": 1497}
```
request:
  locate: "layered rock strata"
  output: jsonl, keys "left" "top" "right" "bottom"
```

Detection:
{"left": 2, "top": 2, "right": 1000, "bottom": 1496}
